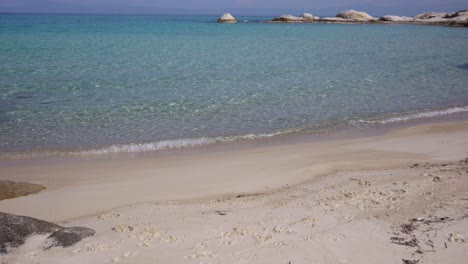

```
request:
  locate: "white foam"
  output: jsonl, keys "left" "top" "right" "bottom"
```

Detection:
{"left": 78, "top": 138, "right": 217, "bottom": 155}
{"left": 351, "top": 105, "right": 468, "bottom": 126}
{"left": 3, "top": 105, "right": 467, "bottom": 158}
{"left": 74, "top": 129, "right": 295, "bottom": 156}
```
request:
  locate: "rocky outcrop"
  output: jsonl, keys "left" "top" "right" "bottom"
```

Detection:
{"left": 272, "top": 15, "right": 306, "bottom": 22}
{"left": 412, "top": 10, "right": 468, "bottom": 26}
{"left": 301, "top": 13, "right": 315, "bottom": 21}
{"left": 445, "top": 10, "right": 468, "bottom": 25}
{"left": 0, "top": 180, "right": 46, "bottom": 201}
{"left": 319, "top": 17, "right": 347, "bottom": 22}
{"left": 45, "top": 227, "right": 95, "bottom": 249}
{"left": 0, "top": 212, "right": 61, "bottom": 253}
{"left": 336, "top": 9, "right": 375, "bottom": 21}
{"left": 414, "top": 12, "right": 447, "bottom": 20}
{"left": 265, "top": 9, "right": 467, "bottom": 27}
{"left": 217, "top": 13, "right": 237, "bottom": 23}
{"left": 444, "top": 9, "right": 468, "bottom": 18}
{"left": 380, "top": 15, "right": 414, "bottom": 22}
{"left": 0, "top": 212, "right": 95, "bottom": 253}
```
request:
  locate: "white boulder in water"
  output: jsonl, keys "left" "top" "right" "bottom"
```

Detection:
{"left": 336, "top": 9, "right": 375, "bottom": 21}
{"left": 217, "top": 13, "right": 237, "bottom": 23}
{"left": 301, "top": 13, "right": 315, "bottom": 21}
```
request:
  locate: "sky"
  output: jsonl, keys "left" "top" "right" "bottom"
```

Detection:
{"left": 1, "top": 0, "right": 467, "bottom": 16}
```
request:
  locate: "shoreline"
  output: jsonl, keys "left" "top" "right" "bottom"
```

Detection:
{"left": 1, "top": 121, "right": 468, "bottom": 263}
{"left": 2, "top": 103, "right": 468, "bottom": 159}
{"left": 1, "top": 119, "right": 468, "bottom": 222}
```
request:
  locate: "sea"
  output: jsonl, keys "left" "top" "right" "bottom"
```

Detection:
{"left": 1, "top": 14, "right": 468, "bottom": 156}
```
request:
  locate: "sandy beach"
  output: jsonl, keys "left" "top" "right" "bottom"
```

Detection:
{"left": 1, "top": 120, "right": 467, "bottom": 263}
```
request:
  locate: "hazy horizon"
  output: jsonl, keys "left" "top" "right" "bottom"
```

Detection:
{"left": 1, "top": 0, "right": 467, "bottom": 16}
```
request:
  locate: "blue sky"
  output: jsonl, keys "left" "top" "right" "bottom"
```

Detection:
{"left": 1, "top": 0, "right": 467, "bottom": 16}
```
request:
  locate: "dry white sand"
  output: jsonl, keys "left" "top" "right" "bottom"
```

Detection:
{"left": 1, "top": 121, "right": 468, "bottom": 264}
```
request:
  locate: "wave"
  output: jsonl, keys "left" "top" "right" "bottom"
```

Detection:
{"left": 2, "top": 104, "right": 468, "bottom": 158}
{"left": 78, "top": 105, "right": 468, "bottom": 156}
{"left": 352, "top": 105, "right": 468, "bottom": 125}
{"left": 73, "top": 129, "right": 298, "bottom": 156}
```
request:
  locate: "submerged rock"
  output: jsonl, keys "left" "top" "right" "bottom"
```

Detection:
{"left": 0, "top": 212, "right": 61, "bottom": 253}
{"left": 272, "top": 15, "right": 306, "bottom": 22}
{"left": 0, "top": 212, "right": 95, "bottom": 253}
{"left": 45, "top": 227, "right": 96, "bottom": 249}
{"left": 456, "top": 63, "right": 468, "bottom": 70}
{"left": 217, "top": 13, "right": 237, "bottom": 23}
{"left": 0, "top": 180, "right": 46, "bottom": 201}
{"left": 336, "top": 9, "right": 375, "bottom": 21}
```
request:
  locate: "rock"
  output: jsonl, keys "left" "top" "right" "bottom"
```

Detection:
{"left": 0, "top": 180, "right": 46, "bottom": 201}
{"left": 336, "top": 9, "right": 375, "bottom": 21}
{"left": 448, "top": 233, "right": 465, "bottom": 243}
{"left": 314, "top": 16, "right": 321, "bottom": 20}
{"left": 415, "top": 12, "right": 447, "bottom": 20}
{"left": 0, "top": 212, "right": 95, "bottom": 253}
{"left": 272, "top": 15, "right": 306, "bottom": 22}
{"left": 217, "top": 13, "right": 237, "bottom": 23}
{"left": 45, "top": 227, "right": 95, "bottom": 249}
{"left": 112, "top": 224, "right": 134, "bottom": 232}
{"left": 380, "top": 15, "right": 414, "bottom": 22}
{"left": 319, "top": 17, "right": 347, "bottom": 22}
{"left": 446, "top": 10, "right": 468, "bottom": 26}
{"left": 444, "top": 9, "right": 468, "bottom": 18}
{"left": 301, "top": 13, "right": 315, "bottom": 21}
{"left": 0, "top": 212, "right": 61, "bottom": 253}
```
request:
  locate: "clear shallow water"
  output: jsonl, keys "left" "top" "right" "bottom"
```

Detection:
{"left": 1, "top": 14, "right": 468, "bottom": 154}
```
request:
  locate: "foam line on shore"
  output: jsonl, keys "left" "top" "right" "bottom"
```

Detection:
{"left": 77, "top": 105, "right": 468, "bottom": 155}
{"left": 1, "top": 105, "right": 468, "bottom": 158}
{"left": 75, "top": 129, "right": 299, "bottom": 156}
{"left": 354, "top": 105, "right": 468, "bottom": 125}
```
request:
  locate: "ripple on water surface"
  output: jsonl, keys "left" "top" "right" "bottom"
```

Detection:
{"left": 0, "top": 15, "right": 468, "bottom": 154}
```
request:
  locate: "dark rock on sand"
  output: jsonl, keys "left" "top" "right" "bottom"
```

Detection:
{"left": 45, "top": 227, "right": 95, "bottom": 249}
{"left": 0, "top": 180, "right": 46, "bottom": 201}
{"left": 0, "top": 212, "right": 95, "bottom": 253}
{"left": 0, "top": 212, "right": 61, "bottom": 253}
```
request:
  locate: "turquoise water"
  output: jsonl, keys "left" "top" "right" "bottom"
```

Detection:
{"left": 1, "top": 14, "right": 468, "bottom": 154}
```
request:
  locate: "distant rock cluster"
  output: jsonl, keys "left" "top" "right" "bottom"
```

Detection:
{"left": 0, "top": 212, "right": 95, "bottom": 254}
{"left": 218, "top": 9, "right": 468, "bottom": 27}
